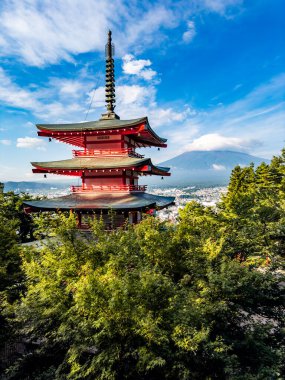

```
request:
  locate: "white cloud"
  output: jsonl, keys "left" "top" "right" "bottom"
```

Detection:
{"left": 0, "top": 50, "right": 283, "bottom": 164}
{"left": 16, "top": 137, "right": 46, "bottom": 149}
{"left": 0, "top": 139, "right": 11, "bottom": 145}
{"left": 52, "top": 78, "right": 85, "bottom": 97}
{"left": 201, "top": 0, "right": 243, "bottom": 15}
{"left": 122, "top": 54, "right": 157, "bottom": 81}
{"left": 118, "top": 84, "right": 155, "bottom": 106}
{"left": 0, "top": 1, "right": 178, "bottom": 66}
{"left": 140, "top": 69, "right": 157, "bottom": 81}
{"left": 185, "top": 133, "right": 260, "bottom": 152}
{"left": 25, "top": 121, "right": 35, "bottom": 128}
{"left": 0, "top": 67, "right": 42, "bottom": 111}
{"left": 0, "top": 67, "right": 86, "bottom": 120}
{"left": 122, "top": 55, "right": 151, "bottom": 75}
{"left": 183, "top": 21, "right": 196, "bottom": 43}
{"left": 165, "top": 73, "right": 285, "bottom": 159}
{"left": 88, "top": 83, "right": 194, "bottom": 138}
{"left": 212, "top": 163, "right": 226, "bottom": 171}
{"left": 148, "top": 106, "right": 195, "bottom": 129}
{"left": 0, "top": 1, "right": 110, "bottom": 66}
{"left": 0, "top": 0, "right": 244, "bottom": 67}
{"left": 88, "top": 72, "right": 285, "bottom": 161}
{"left": 209, "top": 0, "right": 242, "bottom": 11}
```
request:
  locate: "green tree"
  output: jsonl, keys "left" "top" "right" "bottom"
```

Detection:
{"left": 6, "top": 214, "right": 284, "bottom": 379}
{"left": 0, "top": 207, "right": 24, "bottom": 374}
{"left": 0, "top": 192, "right": 35, "bottom": 243}
{"left": 3, "top": 150, "right": 285, "bottom": 379}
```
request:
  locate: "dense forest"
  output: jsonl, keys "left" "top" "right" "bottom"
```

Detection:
{"left": 0, "top": 150, "right": 284, "bottom": 379}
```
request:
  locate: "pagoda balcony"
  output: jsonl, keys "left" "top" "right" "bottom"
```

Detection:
{"left": 72, "top": 148, "right": 144, "bottom": 159}
{"left": 70, "top": 184, "right": 147, "bottom": 193}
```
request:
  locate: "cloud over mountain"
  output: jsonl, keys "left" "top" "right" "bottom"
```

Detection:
{"left": 185, "top": 133, "right": 261, "bottom": 153}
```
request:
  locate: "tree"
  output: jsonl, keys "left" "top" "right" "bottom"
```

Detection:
{"left": 3, "top": 150, "right": 285, "bottom": 379}
{"left": 0, "top": 192, "right": 36, "bottom": 243}
{"left": 0, "top": 209, "right": 24, "bottom": 374}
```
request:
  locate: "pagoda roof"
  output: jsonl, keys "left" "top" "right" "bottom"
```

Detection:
{"left": 31, "top": 157, "right": 170, "bottom": 176}
{"left": 37, "top": 117, "right": 148, "bottom": 132}
{"left": 23, "top": 192, "right": 175, "bottom": 212}
{"left": 36, "top": 117, "right": 167, "bottom": 148}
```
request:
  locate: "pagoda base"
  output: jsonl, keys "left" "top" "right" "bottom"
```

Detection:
{"left": 24, "top": 192, "right": 175, "bottom": 229}
{"left": 24, "top": 192, "right": 174, "bottom": 212}
{"left": 23, "top": 192, "right": 175, "bottom": 228}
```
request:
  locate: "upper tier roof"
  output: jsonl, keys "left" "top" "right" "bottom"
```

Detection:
{"left": 36, "top": 117, "right": 167, "bottom": 148}
{"left": 31, "top": 156, "right": 170, "bottom": 176}
{"left": 37, "top": 117, "right": 148, "bottom": 132}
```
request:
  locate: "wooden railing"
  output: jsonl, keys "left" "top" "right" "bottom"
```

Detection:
{"left": 70, "top": 184, "right": 147, "bottom": 193}
{"left": 72, "top": 148, "right": 144, "bottom": 158}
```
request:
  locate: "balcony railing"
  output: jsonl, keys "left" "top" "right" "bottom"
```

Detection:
{"left": 72, "top": 148, "right": 144, "bottom": 159}
{"left": 70, "top": 184, "right": 147, "bottom": 193}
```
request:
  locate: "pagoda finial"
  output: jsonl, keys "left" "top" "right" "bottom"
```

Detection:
{"left": 101, "top": 30, "right": 120, "bottom": 120}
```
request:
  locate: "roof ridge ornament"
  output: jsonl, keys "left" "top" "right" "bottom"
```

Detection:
{"left": 101, "top": 30, "right": 120, "bottom": 120}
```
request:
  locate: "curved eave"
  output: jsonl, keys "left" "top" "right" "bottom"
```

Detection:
{"left": 31, "top": 157, "right": 150, "bottom": 171}
{"left": 145, "top": 165, "right": 171, "bottom": 176}
{"left": 36, "top": 117, "right": 148, "bottom": 132}
{"left": 31, "top": 158, "right": 171, "bottom": 177}
{"left": 23, "top": 193, "right": 175, "bottom": 212}
{"left": 144, "top": 118, "right": 167, "bottom": 144}
{"left": 36, "top": 117, "right": 167, "bottom": 148}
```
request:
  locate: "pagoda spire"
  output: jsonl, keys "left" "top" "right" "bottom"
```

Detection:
{"left": 101, "top": 30, "right": 120, "bottom": 120}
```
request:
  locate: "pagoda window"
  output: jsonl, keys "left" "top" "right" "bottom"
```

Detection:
{"left": 86, "top": 141, "right": 122, "bottom": 150}
{"left": 84, "top": 171, "right": 123, "bottom": 178}
{"left": 84, "top": 177, "right": 124, "bottom": 187}
{"left": 86, "top": 135, "right": 121, "bottom": 142}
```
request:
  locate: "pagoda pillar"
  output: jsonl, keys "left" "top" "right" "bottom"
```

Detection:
{"left": 76, "top": 211, "right": 82, "bottom": 228}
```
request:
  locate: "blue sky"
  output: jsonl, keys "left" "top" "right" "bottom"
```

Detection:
{"left": 0, "top": 0, "right": 284, "bottom": 181}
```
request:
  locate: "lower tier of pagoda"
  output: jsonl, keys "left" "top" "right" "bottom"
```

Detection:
{"left": 23, "top": 192, "right": 175, "bottom": 212}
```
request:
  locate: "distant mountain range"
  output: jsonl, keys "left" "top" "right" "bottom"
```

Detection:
{"left": 3, "top": 151, "right": 270, "bottom": 192}
{"left": 3, "top": 181, "right": 69, "bottom": 193}
{"left": 148, "top": 150, "right": 270, "bottom": 186}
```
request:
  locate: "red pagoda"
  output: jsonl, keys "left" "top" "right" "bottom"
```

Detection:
{"left": 24, "top": 31, "right": 174, "bottom": 227}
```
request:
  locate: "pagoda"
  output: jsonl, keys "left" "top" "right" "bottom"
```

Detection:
{"left": 24, "top": 31, "right": 175, "bottom": 228}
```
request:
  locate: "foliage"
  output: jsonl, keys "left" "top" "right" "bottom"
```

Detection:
{"left": 0, "top": 191, "right": 45, "bottom": 373}
{"left": 0, "top": 195, "right": 25, "bottom": 374}
{"left": 0, "top": 192, "right": 36, "bottom": 243}
{"left": 219, "top": 148, "right": 285, "bottom": 265}
{"left": 2, "top": 151, "right": 285, "bottom": 379}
